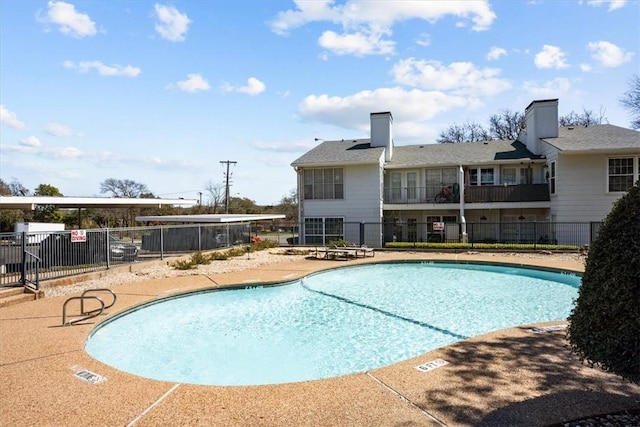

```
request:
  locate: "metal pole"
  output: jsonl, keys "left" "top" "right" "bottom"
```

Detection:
{"left": 220, "top": 160, "right": 237, "bottom": 214}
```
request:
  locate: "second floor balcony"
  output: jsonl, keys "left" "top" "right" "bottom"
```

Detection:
{"left": 383, "top": 183, "right": 550, "bottom": 205}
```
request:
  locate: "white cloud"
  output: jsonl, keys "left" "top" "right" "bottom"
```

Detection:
{"left": 270, "top": 1, "right": 495, "bottom": 56}
{"left": 580, "top": 63, "right": 592, "bottom": 72}
{"left": 415, "top": 33, "right": 431, "bottom": 47}
{"left": 20, "top": 136, "right": 42, "bottom": 148}
{"left": 221, "top": 77, "right": 266, "bottom": 96}
{"left": 0, "top": 142, "right": 204, "bottom": 171}
{"left": 271, "top": 1, "right": 496, "bottom": 35}
{"left": 586, "top": 0, "right": 627, "bottom": 11}
{"left": 45, "top": 123, "right": 74, "bottom": 136}
{"left": 318, "top": 30, "right": 394, "bottom": 56}
{"left": 299, "top": 87, "right": 471, "bottom": 134}
{"left": 174, "top": 74, "right": 211, "bottom": 93}
{"left": 587, "top": 41, "right": 635, "bottom": 67}
{"left": 0, "top": 105, "right": 26, "bottom": 129}
{"left": 252, "top": 140, "right": 317, "bottom": 153}
{"left": 39, "top": 1, "right": 97, "bottom": 38}
{"left": 523, "top": 77, "right": 572, "bottom": 99}
{"left": 534, "top": 45, "right": 569, "bottom": 69}
{"left": 63, "top": 60, "right": 141, "bottom": 77}
{"left": 154, "top": 4, "right": 191, "bottom": 42}
{"left": 486, "top": 47, "right": 507, "bottom": 61}
{"left": 391, "top": 58, "right": 512, "bottom": 96}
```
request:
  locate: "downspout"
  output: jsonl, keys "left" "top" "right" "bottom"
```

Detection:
{"left": 296, "top": 167, "right": 303, "bottom": 245}
{"left": 459, "top": 165, "right": 468, "bottom": 243}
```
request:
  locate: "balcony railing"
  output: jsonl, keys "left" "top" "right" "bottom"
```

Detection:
{"left": 384, "top": 183, "right": 550, "bottom": 204}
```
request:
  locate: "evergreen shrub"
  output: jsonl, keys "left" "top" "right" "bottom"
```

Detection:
{"left": 567, "top": 181, "right": 640, "bottom": 383}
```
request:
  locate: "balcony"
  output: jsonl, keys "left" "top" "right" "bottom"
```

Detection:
{"left": 383, "top": 183, "right": 550, "bottom": 204}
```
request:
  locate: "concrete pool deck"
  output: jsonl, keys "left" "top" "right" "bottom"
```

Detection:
{"left": 1, "top": 251, "right": 639, "bottom": 426}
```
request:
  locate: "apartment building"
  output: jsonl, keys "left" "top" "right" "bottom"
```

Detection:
{"left": 291, "top": 99, "right": 640, "bottom": 247}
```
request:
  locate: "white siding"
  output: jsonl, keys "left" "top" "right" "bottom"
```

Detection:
{"left": 553, "top": 154, "right": 621, "bottom": 222}
{"left": 301, "top": 163, "right": 383, "bottom": 246}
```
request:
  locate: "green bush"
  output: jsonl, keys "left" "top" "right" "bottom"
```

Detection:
{"left": 173, "top": 259, "right": 197, "bottom": 270}
{"left": 385, "top": 242, "right": 579, "bottom": 251}
{"left": 567, "top": 181, "right": 640, "bottom": 383}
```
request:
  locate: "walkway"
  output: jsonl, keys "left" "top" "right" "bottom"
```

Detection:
{"left": 1, "top": 252, "right": 638, "bottom": 426}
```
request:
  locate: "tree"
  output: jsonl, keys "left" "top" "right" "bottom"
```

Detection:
{"left": 488, "top": 109, "right": 525, "bottom": 140}
{"left": 558, "top": 107, "right": 606, "bottom": 127}
{"left": 204, "top": 180, "right": 225, "bottom": 213}
{"left": 34, "top": 184, "right": 63, "bottom": 197}
{"left": 277, "top": 189, "right": 299, "bottom": 224}
{"left": 33, "top": 183, "right": 64, "bottom": 223}
{"left": 8, "top": 178, "right": 29, "bottom": 196}
{"left": 620, "top": 74, "right": 640, "bottom": 129}
{"left": 0, "top": 178, "right": 31, "bottom": 231}
{"left": 437, "top": 122, "right": 491, "bottom": 143}
{"left": 100, "top": 178, "right": 150, "bottom": 198}
{"left": 567, "top": 181, "right": 640, "bottom": 384}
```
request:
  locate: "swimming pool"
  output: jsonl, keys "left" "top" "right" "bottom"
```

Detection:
{"left": 85, "top": 262, "right": 581, "bottom": 386}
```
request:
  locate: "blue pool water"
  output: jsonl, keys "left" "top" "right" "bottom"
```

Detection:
{"left": 85, "top": 262, "right": 581, "bottom": 386}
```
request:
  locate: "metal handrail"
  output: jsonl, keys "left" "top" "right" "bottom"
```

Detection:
{"left": 80, "top": 288, "right": 116, "bottom": 314}
{"left": 62, "top": 296, "right": 105, "bottom": 326}
{"left": 22, "top": 250, "right": 40, "bottom": 291}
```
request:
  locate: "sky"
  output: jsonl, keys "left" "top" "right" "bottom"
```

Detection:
{"left": 1, "top": 1, "right": 638, "bottom": 206}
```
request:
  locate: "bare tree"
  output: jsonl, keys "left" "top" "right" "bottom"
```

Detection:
{"left": 489, "top": 109, "right": 525, "bottom": 140}
{"left": 437, "top": 122, "right": 491, "bottom": 143}
{"left": 204, "top": 180, "right": 225, "bottom": 213}
{"left": 559, "top": 107, "right": 606, "bottom": 127}
{"left": 100, "top": 178, "right": 150, "bottom": 198}
{"left": 620, "top": 74, "right": 640, "bottom": 129}
{"left": 7, "top": 178, "right": 30, "bottom": 196}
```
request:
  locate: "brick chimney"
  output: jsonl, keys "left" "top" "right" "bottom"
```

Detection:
{"left": 524, "top": 99, "right": 558, "bottom": 154}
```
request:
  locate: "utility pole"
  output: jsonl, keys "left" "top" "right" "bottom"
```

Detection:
{"left": 220, "top": 160, "right": 237, "bottom": 214}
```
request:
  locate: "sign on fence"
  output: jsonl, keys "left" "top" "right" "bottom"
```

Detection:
{"left": 433, "top": 222, "right": 445, "bottom": 231}
{"left": 71, "top": 229, "right": 87, "bottom": 243}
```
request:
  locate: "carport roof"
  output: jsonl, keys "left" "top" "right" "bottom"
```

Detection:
{"left": 135, "top": 214, "right": 286, "bottom": 223}
{"left": 0, "top": 196, "right": 198, "bottom": 210}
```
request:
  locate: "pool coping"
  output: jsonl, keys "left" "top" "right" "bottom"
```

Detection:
{"left": 1, "top": 251, "right": 639, "bottom": 427}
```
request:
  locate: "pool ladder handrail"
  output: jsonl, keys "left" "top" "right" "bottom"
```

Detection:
{"left": 62, "top": 288, "right": 117, "bottom": 326}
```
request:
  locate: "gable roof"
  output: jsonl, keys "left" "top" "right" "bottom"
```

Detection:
{"left": 387, "top": 140, "right": 543, "bottom": 168}
{"left": 291, "top": 139, "right": 384, "bottom": 167}
{"left": 541, "top": 124, "right": 640, "bottom": 154}
{"left": 291, "top": 138, "right": 543, "bottom": 169}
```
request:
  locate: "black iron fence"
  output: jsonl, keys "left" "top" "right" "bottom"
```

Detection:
{"left": 0, "top": 223, "right": 251, "bottom": 289}
{"left": 1, "top": 220, "right": 601, "bottom": 289}
{"left": 293, "top": 221, "right": 602, "bottom": 250}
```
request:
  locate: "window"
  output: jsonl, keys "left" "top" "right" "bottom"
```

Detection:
{"left": 426, "top": 167, "right": 457, "bottom": 199}
{"left": 390, "top": 172, "right": 402, "bottom": 201}
{"left": 608, "top": 157, "right": 635, "bottom": 192}
{"left": 406, "top": 172, "right": 417, "bottom": 200}
{"left": 520, "top": 167, "right": 532, "bottom": 184}
{"left": 502, "top": 168, "right": 516, "bottom": 185}
{"left": 480, "top": 168, "right": 494, "bottom": 185}
{"left": 549, "top": 161, "right": 556, "bottom": 195}
{"left": 303, "top": 168, "right": 344, "bottom": 199}
{"left": 407, "top": 218, "right": 417, "bottom": 242}
{"left": 304, "top": 217, "right": 344, "bottom": 245}
{"left": 467, "top": 167, "right": 494, "bottom": 185}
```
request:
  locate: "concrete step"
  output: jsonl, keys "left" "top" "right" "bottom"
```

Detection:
{"left": 0, "top": 291, "right": 36, "bottom": 308}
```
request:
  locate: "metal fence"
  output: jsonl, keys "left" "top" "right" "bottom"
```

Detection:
{"left": 0, "top": 223, "right": 251, "bottom": 289}
{"left": 294, "top": 221, "right": 602, "bottom": 249}
{"left": 0, "top": 220, "right": 601, "bottom": 289}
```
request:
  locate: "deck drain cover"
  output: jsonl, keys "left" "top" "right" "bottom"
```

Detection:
{"left": 529, "top": 325, "right": 567, "bottom": 334}
{"left": 74, "top": 369, "right": 106, "bottom": 384}
{"left": 415, "top": 359, "right": 449, "bottom": 372}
